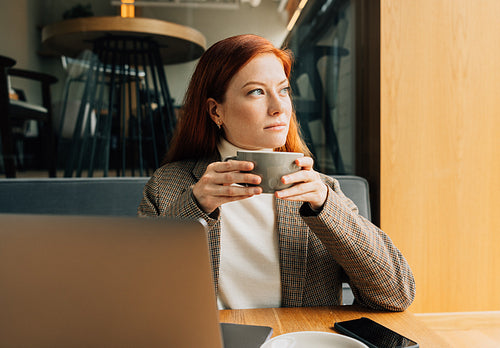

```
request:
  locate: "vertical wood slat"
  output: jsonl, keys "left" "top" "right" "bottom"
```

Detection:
{"left": 380, "top": 0, "right": 500, "bottom": 312}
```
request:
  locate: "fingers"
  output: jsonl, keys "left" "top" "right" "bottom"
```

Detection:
{"left": 194, "top": 181, "right": 262, "bottom": 214}
{"left": 294, "top": 156, "right": 314, "bottom": 170}
{"left": 214, "top": 159, "right": 254, "bottom": 173}
{"left": 208, "top": 160, "right": 261, "bottom": 186}
{"left": 275, "top": 173, "right": 322, "bottom": 199}
{"left": 275, "top": 156, "right": 328, "bottom": 209}
{"left": 192, "top": 160, "right": 263, "bottom": 214}
{"left": 275, "top": 179, "right": 327, "bottom": 210}
{"left": 279, "top": 156, "right": 317, "bottom": 187}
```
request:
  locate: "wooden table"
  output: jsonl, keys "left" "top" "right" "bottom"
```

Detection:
{"left": 417, "top": 311, "right": 500, "bottom": 348}
{"left": 219, "top": 306, "right": 451, "bottom": 347}
{"left": 41, "top": 16, "right": 206, "bottom": 64}
{"left": 41, "top": 17, "right": 207, "bottom": 177}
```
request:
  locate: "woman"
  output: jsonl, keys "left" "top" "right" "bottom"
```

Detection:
{"left": 138, "top": 34, "right": 415, "bottom": 311}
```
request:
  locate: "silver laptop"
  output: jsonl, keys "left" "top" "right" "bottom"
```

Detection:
{"left": 0, "top": 214, "right": 224, "bottom": 348}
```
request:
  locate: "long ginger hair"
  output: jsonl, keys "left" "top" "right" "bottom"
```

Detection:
{"left": 165, "top": 34, "right": 310, "bottom": 163}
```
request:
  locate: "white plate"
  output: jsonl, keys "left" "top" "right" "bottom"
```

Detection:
{"left": 260, "top": 331, "right": 369, "bottom": 348}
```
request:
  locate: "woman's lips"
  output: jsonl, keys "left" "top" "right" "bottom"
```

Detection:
{"left": 265, "top": 123, "right": 287, "bottom": 131}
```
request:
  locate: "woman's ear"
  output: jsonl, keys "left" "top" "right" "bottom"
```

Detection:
{"left": 207, "top": 98, "right": 223, "bottom": 127}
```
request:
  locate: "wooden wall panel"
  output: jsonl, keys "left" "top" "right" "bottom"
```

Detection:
{"left": 380, "top": 0, "right": 500, "bottom": 312}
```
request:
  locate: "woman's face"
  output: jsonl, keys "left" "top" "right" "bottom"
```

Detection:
{"left": 209, "top": 53, "right": 292, "bottom": 150}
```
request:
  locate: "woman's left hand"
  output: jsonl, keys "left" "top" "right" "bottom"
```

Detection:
{"left": 275, "top": 156, "right": 328, "bottom": 211}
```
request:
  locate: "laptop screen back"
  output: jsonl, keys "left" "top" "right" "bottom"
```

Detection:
{"left": 0, "top": 214, "right": 223, "bottom": 348}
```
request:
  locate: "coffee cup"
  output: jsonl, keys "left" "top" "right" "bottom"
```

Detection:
{"left": 225, "top": 150, "right": 304, "bottom": 193}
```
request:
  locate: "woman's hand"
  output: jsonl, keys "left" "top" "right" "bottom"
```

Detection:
{"left": 275, "top": 156, "right": 328, "bottom": 211}
{"left": 192, "top": 160, "right": 262, "bottom": 214}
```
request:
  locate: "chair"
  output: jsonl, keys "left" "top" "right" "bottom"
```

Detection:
{"left": 331, "top": 175, "right": 371, "bottom": 220}
{"left": 0, "top": 55, "right": 58, "bottom": 178}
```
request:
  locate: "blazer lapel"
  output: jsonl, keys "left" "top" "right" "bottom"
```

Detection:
{"left": 191, "top": 155, "right": 222, "bottom": 292}
{"left": 276, "top": 198, "right": 309, "bottom": 307}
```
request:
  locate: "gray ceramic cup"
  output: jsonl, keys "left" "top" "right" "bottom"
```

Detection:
{"left": 226, "top": 150, "right": 304, "bottom": 193}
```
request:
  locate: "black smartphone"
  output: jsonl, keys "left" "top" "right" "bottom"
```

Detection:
{"left": 334, "top": 317, "right": 419, "bottom": 348}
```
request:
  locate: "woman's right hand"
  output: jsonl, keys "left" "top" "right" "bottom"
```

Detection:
{"left": 192, "top": 160, "right": 262, "bottom": 214}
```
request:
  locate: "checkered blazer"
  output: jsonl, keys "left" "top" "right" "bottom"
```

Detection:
{"left": 138, "top": 156, "right": 415, "bottom": 311}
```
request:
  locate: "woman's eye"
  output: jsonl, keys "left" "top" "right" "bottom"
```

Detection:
{"left": 280, "top": 86, "right": 291, "bottom": 95}
{"left": 248, "top": 89, "right": 264, "bottom": 96}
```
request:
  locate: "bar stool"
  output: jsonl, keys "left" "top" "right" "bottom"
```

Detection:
{"left": 60, "top": 37, "right": 174, "bottom": 177}
{"left": 41, "top": 16, "right": 206, "bottom": 177}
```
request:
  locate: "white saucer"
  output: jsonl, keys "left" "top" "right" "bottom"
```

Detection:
{"left": 260, "top": 331, "right": 368, "bottom": 348}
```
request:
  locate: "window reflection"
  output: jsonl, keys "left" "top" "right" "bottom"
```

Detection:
{"left": 286, "top": 0, "right": 354, "bottom": 175}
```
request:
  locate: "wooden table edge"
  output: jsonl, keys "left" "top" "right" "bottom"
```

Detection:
{"left": 42, "top": 16, "right": 206, "bottom": 50}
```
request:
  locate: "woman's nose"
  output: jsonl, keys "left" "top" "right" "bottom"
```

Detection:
{"left": 268, "top": 92, "right": 286, "bottom": 116}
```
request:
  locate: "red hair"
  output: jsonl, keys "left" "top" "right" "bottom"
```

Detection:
{"left": 165, "top": 34, "right": 310, "bottom": 163}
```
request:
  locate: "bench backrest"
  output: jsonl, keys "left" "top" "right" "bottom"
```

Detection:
{"left": 0, "top": 175, "right": 370, "bottom": 219}
{"left": 0, "top": 177, "right": 148, "bottom": 216}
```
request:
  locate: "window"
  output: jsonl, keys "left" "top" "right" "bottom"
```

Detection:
{"left": 285, "top": 0, "right": 355, "bottom": 175}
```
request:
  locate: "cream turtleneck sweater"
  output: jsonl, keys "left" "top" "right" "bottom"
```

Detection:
{"left": 216, "top": 139, "right": 281, "bottom": 309}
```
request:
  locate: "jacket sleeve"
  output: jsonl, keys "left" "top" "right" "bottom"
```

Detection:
{"left": 301, "top": 177, "right": 416, "bottom": 311}
{"left": 137, "top": 164, "right": 219, "bottom": 229}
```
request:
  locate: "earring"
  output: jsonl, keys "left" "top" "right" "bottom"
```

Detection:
{"left": 216, "top": 121, "right": 222, "bottom": 129}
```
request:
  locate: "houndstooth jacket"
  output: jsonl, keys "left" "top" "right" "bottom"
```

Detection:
{"left": 138, "top": 155, "right": 415, "bottom": 311}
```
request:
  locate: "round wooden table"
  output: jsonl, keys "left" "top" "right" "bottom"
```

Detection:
{"left": 42, "top": 16, "right": 206, "bottom": 64}
{"left": 41, "top": 17, "right": 206, "bottom": 177}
